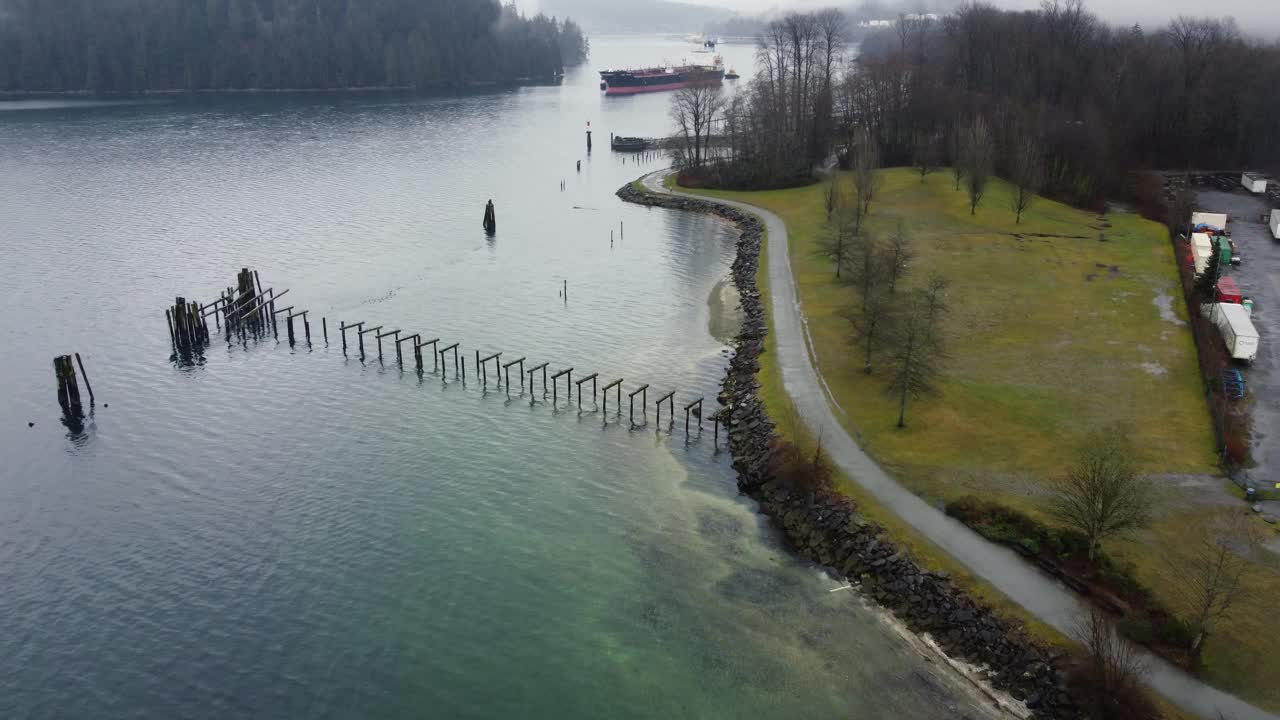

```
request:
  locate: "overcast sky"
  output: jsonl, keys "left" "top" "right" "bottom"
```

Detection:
{"left": 525, "top": 0, "right": 1280, "bottom": 37}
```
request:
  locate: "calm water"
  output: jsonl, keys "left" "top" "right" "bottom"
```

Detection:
{"left": 0, "top": 37, "right": 1000, "bottom": 719}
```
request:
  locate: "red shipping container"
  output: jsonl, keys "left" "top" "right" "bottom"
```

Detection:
{"left": 1216, "top": 276, "right": 1243, "bottom": 304}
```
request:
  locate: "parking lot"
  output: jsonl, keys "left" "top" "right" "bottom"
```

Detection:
{"left": 1196, "top": 189, "right": 1280, "bottom": 485}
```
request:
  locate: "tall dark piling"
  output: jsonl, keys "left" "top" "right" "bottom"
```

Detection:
{"left": 483, "top": 200, "right": 497, "bottom": 235}
{"left": 53, "top": 355, "right": 83, "bottom": 416}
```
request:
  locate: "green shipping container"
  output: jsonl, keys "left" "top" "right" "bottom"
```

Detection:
{"left": 1216, "top": 237, "right": 1232, "bottom": 265}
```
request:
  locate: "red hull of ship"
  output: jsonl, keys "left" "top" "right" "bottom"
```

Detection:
{"left": 604, "top": 81, "right": 695, "bottom": 96}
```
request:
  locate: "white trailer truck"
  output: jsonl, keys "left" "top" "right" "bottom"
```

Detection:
{"left": 1206, "top": 302, "right": 1260, "bottom": 362}
{"left": 1241, "top": 172, "right": 1268, "bottom": 193}
{"left": 1191, "top": 232, "right": 1214, "bottom": 275}
{"left": 1192, "top": 211, "right": 1228, "bottom": 231}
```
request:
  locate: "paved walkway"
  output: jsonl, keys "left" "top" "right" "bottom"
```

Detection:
{"left": 641, "top": 171, "right": 1277, "bottom": 720}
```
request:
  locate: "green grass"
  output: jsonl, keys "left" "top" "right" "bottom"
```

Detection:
{"left": 748, "top": 207, "right": 1073, "bottom": 653}
{"left": 688, "top": 169, "right": 1216, "bottom": 506}
{"left": 680, "top": 168, "right": 1280, "bottom": 712}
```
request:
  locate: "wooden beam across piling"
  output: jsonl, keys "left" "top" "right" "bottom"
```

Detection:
{"left": 395, "top": 333, "right": 419, "bottom": 366}
{"left": 655, "top": 391, "right": 675, "bottom": 427}
{"left": 339, "top": 321, "right": 364, "bottom": 353}
{"left": 551, "top": 367, "right": 573, "bottom": 404}
{"left": 574, "top": 373, "right": 598, "bottom": 410}
{"left": 416, "top": 338, "right": 440, "bottom": 371}
{"left": 439, "top": 342, "right": 461, "bottom": 378}
{"left": 479, "top": 352, "right": 502, "bottom": 387}
{"left": 601, "top": 378, "right": 623, "bottom": 416}
{"left": 502, "top": 357, "right": 526, "bottom": 391}
{"left": 527, "top": 362, "right": 550, "bottom": 396}
{"left": 374, "top": 328, "right": 400, "bottom": 362}
{"left": 628, "top": 384, "right": 649, "bottom": 425}
{"left": 684, "top": 397, "right": 704, "bottom": 436}
{"left": 357, "top": 325, "right": 383, "bottom": 358}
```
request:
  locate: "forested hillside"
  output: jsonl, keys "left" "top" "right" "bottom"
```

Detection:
{"left": 0, "top": 0, "right": 589, "bottom": 93}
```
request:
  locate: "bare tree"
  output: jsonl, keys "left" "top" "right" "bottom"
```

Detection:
{"left": 1167, "top": 510, "right": 1260, "bottom": 668}
{"left": 1049, "top": 429, "right": 1151, "bottom": 563}
{"left": 669, "top": 79, "right": 726, "bottom": 169}
{"left": 962, "top": 116, "right": 994, "bottom": 215}
{"left": 912, "top": 130, "right": 939, "bottom": 183}
{"left": 1009, "top": 134, "right": 1043, "bottom": 223}
{"left": 843, "top": 232, "right": 881, "bottom": 310}
{"left": 817, "top": 203, "right": 857, "bottom": 279}
{"left": 884, "top": 220, "right": 914, "bottom": 294}
{"left": 921, "top": 274, "right": 950, "bottom": 332}
{"left": 848, "top": 283, "right": 896, "bottom": 374}
{"left": 851, "top": 129, "right": 880, "bottom": 217}
{"left": 948, "top": 119, "right": 965, "bottom": 191}
{"left": 885, "top": 289, "right": 946, "bottom": 428}
{"left": 1071, "top": 607, "right": 1150, "bottom": 716}
{"left": 823, "top": 172, "right": 839, "bottom": 218}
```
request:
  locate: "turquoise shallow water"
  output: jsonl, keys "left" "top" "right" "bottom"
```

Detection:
{"left": 0, "top": 36, "right": 1003, "bottom": 719}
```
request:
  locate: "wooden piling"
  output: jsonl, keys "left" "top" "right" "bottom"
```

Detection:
{"left": 575, "top": 373, "right": 598, "bottom": 410}
{"left": 602, "top": 379, "right": 623, "bottom": 416}
{"left": 74, "top": 352, "right": 95, "bottom": 405}
{"left": 502, "top": 357, "right": 526, "bottom": 392}
{"left": 339, "top": 321, "right": 363, "bottom": 353}
{"left": 322, "top": 317, "right": 328, "bottom": 344}
{"left": 483, "top": 200, "right": 496, "bottom": 234}
{"left": 628, "top": 384, "right": 649, "bottom": 425}
{"left": 166, "top": 309, "right": 176, "bottom": 346}
{"left": 375, "top": 328, "right": 400, "bottom": 362}
{"left": 417, "top": 338, "right": 440, "bottom": 371}
{"left": 684, "top": 398, "right": 703, "bottom": 436}
{"left": 551, "top": 367, "right": 573, "bottom": 404}
{"left": 53, "top": 355, "right": 83, "bottom": 415}
{"left": 655, "top": 391, "right": 675, "bottom": 427}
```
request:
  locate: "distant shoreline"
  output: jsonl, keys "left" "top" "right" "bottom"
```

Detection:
{"left": 0, "top": 77, "right": 567, "bottom": 101}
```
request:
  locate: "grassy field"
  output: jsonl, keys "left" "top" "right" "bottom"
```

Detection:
{"left": 680, "top": 168, "right": 1280, "bottom": 712}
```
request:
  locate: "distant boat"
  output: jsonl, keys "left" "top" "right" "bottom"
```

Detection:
{"left": 599, "top": 57, "right": 725, "bottom": 96}
{"left": 611, "top": 136, "right": 648, "bottom": 152}
{"left": 725, "top": 68, "right": 740, "bottom": 80}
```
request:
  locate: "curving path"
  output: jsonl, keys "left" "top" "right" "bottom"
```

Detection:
{"left": 641, "top": 171, "right": 1277, "bottom": 720}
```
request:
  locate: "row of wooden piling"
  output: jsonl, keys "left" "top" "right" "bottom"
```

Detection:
{"left": 163, "top": 269, "right": 726, "bottom": 443}
{"left": 334, "top": 318, "right": 720, "bottom": 438}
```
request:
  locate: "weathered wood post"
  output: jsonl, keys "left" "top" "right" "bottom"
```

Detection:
{"left": 358, "top": 325, "right": 382, "bottom": 359}
{"left": 655, "top": 391, "right": 675, "bottom": 427}
{"left": 503, "top": 357, "right": 526, "bottom": 392}
{"left": 322, "top": 317, "right": 328, "bottom": 344}
{"left": 395, "top": 333, "right": 419, "bottom": 367}
{"left": 339, "top": 321, "right": 363, "bottom": 354}
{"left": 575, "top": 373, "right": 598, "bottom": 410}
{"left": 602, "top": 379, "right": 623, "bottom": 416}
{"left": 684, "top": 398, "right": 703, "bottom": 436}
{"left": 74, "top": 352, "right": 95, "bottom": 405}
{"left": 628, "top": 384, "right": 649, "bottom": 426}
{"left": 166, "top": 309, "right": 176, "bottom": 347}
{"left": 417, "top": 338, "right": 440, "bottom": 371}
{"left": 551, "top": 367, "right": 573, "bottom": 404}
{"left": 483, "top": 200, "right": 496, "bottom": 234}
{"left": 52, "top": 355, "right": 83, "bottom": 415}
{"left": 439, "top": 343, "right": 461, "bottom": 378}
{"left": 375, "top": 328, "right": 400, "bottom": 362}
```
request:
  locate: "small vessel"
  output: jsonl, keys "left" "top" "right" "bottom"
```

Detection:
{"left": 725, "top": 68, "right": 740, "bottom": 80}
{"left": 599, "top": 57, "right": 725, "bottom": 96}
{"left": 611, "top": 136, "right": 649, "bottom": 152}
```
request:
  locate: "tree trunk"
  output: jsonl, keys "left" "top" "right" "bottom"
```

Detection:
{"left": 897, "top": 384, "right": 908, "bottom": 427}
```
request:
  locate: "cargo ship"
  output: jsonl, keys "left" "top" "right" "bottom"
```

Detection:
{"left": 599, "top": 58, "right": 724, "bottom": 96}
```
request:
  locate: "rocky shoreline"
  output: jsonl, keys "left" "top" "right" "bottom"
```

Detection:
{"left": 617, "top": 180, "right": 1079, "bottom": 720}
